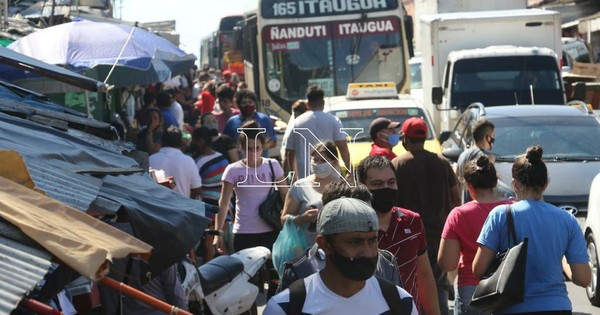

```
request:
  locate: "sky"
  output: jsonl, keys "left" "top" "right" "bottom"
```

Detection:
{"left": 120, "top": 0, "right": 259, "bottom": 63}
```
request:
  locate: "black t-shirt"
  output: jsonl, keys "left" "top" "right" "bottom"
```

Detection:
{"left": 211, "top": 134, "right": 238, "bottom": 163}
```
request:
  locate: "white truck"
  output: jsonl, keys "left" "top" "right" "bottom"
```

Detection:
{"left": 419, "top": 9, "right": 564, "bottom": 132}
{"left": 413, "top": 0, "right": 527, "bottom": 50}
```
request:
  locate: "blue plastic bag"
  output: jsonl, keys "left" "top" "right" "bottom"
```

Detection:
{"left": 272, "top": 217, "right": 308, "bottom": 278}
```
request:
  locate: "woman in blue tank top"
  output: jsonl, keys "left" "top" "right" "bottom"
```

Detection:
{"left": 473, "top": 145, "right": 590, "bottom": 314}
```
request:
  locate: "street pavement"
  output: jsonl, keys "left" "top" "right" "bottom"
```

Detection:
{"left": 568, "top": 281, "right": 599, "bottom": 315}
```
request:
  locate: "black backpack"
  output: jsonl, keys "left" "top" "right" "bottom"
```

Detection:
{"left": 286, "top": 276, "right": 413, "bottom": 315}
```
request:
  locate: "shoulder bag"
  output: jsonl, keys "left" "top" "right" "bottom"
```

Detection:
{"left": 470, "top": 205, "right": 528, "bottom": 312}
{"left": 258, "top": 159, "right": 284, "bottom": 230}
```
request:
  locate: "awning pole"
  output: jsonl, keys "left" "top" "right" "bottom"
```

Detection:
{"left": 104, "top": 26, "right": 136, "bottom": 85}
{"left": 19, "top": 297, "right": 62, "bottom": 315}
{"left": 100, "top": 277, "right": 193, "bottom": 315}
{"left": 85, "top": 90, "right": 91, "bottom": 118}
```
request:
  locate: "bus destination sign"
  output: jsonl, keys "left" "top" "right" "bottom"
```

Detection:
{"left": 261, "top": 0, "right": 399, "bottom": 18}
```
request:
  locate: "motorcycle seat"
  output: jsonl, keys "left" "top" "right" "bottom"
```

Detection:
{"left": 198, "top": 255, "right": 245, "bottom": 294}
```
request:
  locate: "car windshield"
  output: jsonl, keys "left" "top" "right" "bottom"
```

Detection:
{"left": 450, "top": 56, "right": 564, "bottom": 111}
{"left": 491, "top": 116, "right": 600, "bottom": 160}
{"left": 262, "top": 16, "right": 405, "bottom": 102}
{"left": 330, "top": 107, "right": 433, "bottom": 141}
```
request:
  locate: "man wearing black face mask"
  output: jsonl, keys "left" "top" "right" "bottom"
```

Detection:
{"left": 357, "top": 156, "right": 440, "bottom": 315}
{"left": 264, "top": 198, "right": 417, "bottom": 315}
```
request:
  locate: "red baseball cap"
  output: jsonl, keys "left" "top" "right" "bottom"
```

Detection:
{"left": 401, "top": 117, "right": 428, "bottom": 139}
{"left": 222, "top": 70, "right": 232, "bottom": 77}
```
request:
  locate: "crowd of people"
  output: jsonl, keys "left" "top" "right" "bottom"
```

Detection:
{"left": 128, "top": 74, "right": 591, "bottom": 315}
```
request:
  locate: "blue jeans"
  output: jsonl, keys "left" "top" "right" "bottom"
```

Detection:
{"left": 455, "top": 285, "right": 490, "bottom": 315}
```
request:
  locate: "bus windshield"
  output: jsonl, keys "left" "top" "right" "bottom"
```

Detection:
{"left": 262, "top": 16, "right": 405, "bottom": 102}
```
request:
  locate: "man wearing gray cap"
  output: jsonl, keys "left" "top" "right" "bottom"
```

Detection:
{"left": 264, "top": 198, "right": 417, "bottom": 315}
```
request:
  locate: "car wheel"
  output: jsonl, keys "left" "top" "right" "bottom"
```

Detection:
{"left": 586, "top": 234, "right": 600, "bottom": 306}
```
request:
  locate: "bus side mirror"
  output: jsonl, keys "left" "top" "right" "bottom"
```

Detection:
{"left": 233, "top": 25, "right": 243, "bottom": 51}
{"left": 432, "top": 86, "right": 443, "bottom": 105}
{"left": 403, "top": 15, "right": 414, "bottom": 58}
{"left": 573, "top": 82, "right": 587, "bottom": 102}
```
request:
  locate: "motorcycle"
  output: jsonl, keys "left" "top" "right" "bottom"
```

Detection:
{"left": 180, "top": 243, "right": 271, "bottom": 315}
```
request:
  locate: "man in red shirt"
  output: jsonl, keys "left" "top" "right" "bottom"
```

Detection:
{"left": 357, "top": 155, "right": 440, "bottom": 315}
{"left": 368, "top": 118, "right": 401, "bottom": 160}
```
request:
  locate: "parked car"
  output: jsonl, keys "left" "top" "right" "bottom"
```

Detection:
{"left": 441, "top": 103, "right": 600, "bottom": 214}
{"left": 585, "top": 172, "right": 600, "bottom": 306}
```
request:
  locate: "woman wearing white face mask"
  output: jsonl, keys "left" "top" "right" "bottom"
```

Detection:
{"left": 280, "top": 141, "right": 340, "bottom": 247}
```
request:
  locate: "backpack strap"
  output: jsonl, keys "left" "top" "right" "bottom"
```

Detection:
{"left": 376, "top": 277, "right": 412, "bottom": 315}
{"left": 288, "top": 278, "right": 306, "bottom": 315}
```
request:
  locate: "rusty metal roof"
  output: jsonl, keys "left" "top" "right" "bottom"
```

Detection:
{"left": 0, "top": 235, "right": 53, "bottom": 315}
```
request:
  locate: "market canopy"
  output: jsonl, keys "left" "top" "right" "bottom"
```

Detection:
{"left": 0, "top": 108, "right": 209, "bottom": 275}
{"left": 0, "top": 155, "right": 152, "bottom": 280}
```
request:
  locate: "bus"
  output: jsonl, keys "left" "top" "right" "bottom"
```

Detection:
{"left": 200, "top": 32, "right": 217, "bottom": 70}
{"left": 200, "top": 15, "right": 245, "bottom": 79}
{"left": 237, "top": 0, "right": 413, "bottom": 120}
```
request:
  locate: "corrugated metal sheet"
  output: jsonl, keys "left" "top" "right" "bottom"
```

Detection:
{"left": 0, "top": 111, "right": 208, "bottom": 274}
{"left": 26, "top": 158, "right": 102, "bottom": 212}
{"left": 0, "top": 236, "right": 53, "bottom": 315}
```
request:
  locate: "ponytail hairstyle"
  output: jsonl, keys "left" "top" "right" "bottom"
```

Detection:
{"left": 462, "top": 155, "right": 498, "bottom": 189}
{"left": 512, "top": 145, "right": 548, "bottom": 192}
